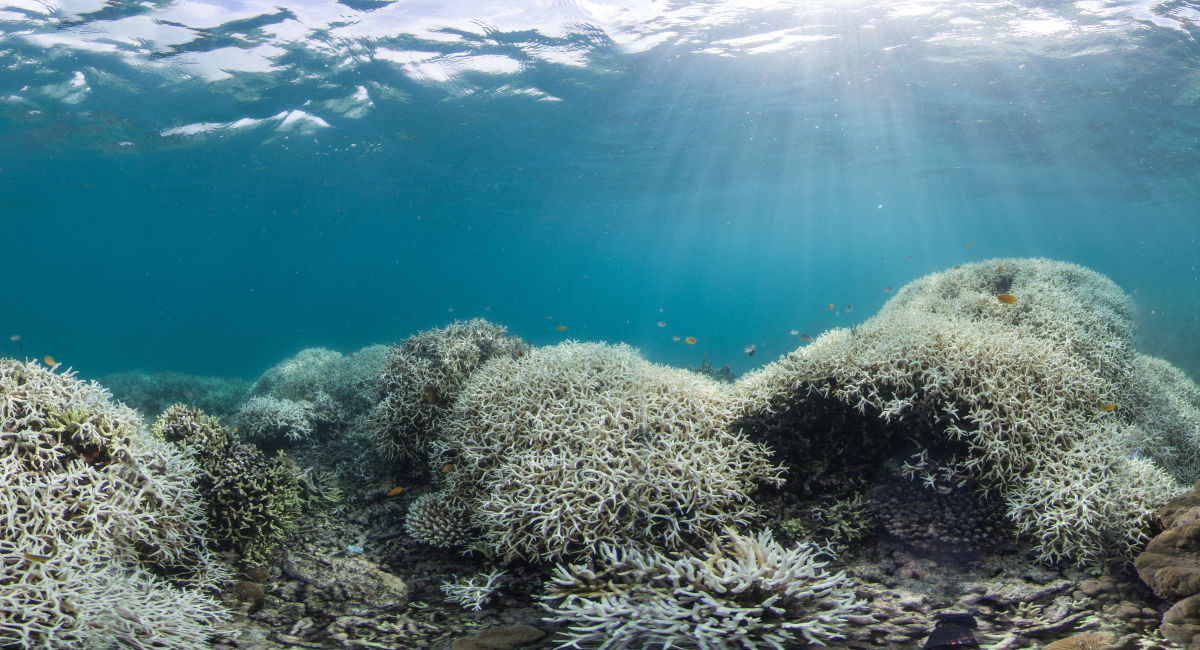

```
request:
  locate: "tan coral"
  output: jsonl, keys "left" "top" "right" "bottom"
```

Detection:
{"left": 1042, "top": 631, "right": 1115, "bottom": 649}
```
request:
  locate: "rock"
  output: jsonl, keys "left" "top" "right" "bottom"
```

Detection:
{"left": 281, "top": 551, "right": 409, "bottom": 618}
{"left": 235, "top": 580, "right": 266, "bottom": 607}
{"left": 451, "top": 624, "right": 546, "bottom": 650}
{"left": 899, "top": 595, "right": 927, "bottom": 611}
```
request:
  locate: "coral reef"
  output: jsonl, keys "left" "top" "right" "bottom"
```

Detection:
{"left": 733, "top": 258, "right": 1193, "bottom": 566}
{"left": 367, "top": 319, "right": 529, "bottom": 463}
{"left": 441, "top": 569, "right": 507, "bottom": 611}
{"left": 403, "top": 490, "right": 475, "bottom": 549}
{"left": 866, "top": 464, "right": 1010, "bottom": 561}
{"left": 1136, "top": 481, "right": 1200, "bottom": 647}
{"left": 234, "top": 394, "right": 333, "bottom": 448}
{"left": 153, "top": 403, "right": 302, "bottom": 564}
{"left": 541, "top": 527, "right": 869, "bottom": 648}
{"left": 251, "top": 345, "right": 387, "bottom": 422}
{"left": 0, "top": 358, "right": 229, "bottom": 648}
{"left": 436, "top": 341, "right": 784, "bottom": 563}
{"left": 102, "top": 369, "right": 250, "bottom": 422}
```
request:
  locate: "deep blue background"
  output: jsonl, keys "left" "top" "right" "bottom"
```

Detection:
{"left": 1, "top": 1, "right": 1197, "bottom": 381}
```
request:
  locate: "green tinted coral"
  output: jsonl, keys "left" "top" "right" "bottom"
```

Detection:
{"left": 154, "top": 403, "right": 302, "bottom": 564}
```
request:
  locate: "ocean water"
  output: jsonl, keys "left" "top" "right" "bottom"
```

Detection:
{"left": 1, "top": 0, "right": 1198, "bottom": 383}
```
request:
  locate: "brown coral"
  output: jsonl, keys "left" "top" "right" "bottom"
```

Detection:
{"left": 1041, "top": 631, "right": 1114, "bottom": 650}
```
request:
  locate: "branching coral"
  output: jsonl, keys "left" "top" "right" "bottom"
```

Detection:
{"left": 441, "top": 569, "right": 506, "bottom": 611}
{"left": 250, "top": 345, "right": 387, "bottom": 422}
{"left": 0, "top": 358, "right": 229, "bottom": 648}
{"left": 733, "top": 258, "right": 1194, "bottom": 566}
{"left": 368, "top": 319, "right": 528, "bottom": 463}
{"left": 153, "top": 403, "right": 302, "bottom": 564}
{"left": 233, "top": 394, "right": 322, "bottom": 447}
{"left": 540, "top": 527, "right": 869, "bottom": 649}
{"left": 434, "top": 341, "right": 784, "bottom": 563}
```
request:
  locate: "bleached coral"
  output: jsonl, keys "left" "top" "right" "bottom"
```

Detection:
{"left": 733, "top": 258, "right": 1194, "bottom": 566}
{"left": 234, "top": 394, "right": 319, "bottom": 446}
{"left": 0, "top": 358, "right": 229, "bottom": 648}
{"left": 369, "top": 319, "right": 528, "bottom": 462}
{"left": 436, "top": 341, "right": 784, "bottom": 563}
{"left": 251, "top": 344, "right": 387, "bottom": 420}
{"left": 541, "top": 528, "right": 869, "bottom": 649}
{"left": 441, "top": 569, "right": 506, "bottom": 611}
{"left": 403, "top": 491, "right": 475, "bottom": 549}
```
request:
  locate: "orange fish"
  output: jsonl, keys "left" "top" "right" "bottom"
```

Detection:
{"left": 953, "top": 265, "right": 961, "bottom": 269}
{"left": 966, "top": 242, "right": 972, "bottom": 248}
{"left": 43, "top": 355, "right": 55, "bottom": 366}
{"left": 232, "top": 426, "right": 239, "bottom": 434}
{"left": 996, "top": 293, "right": 1018, "bottom": 305}
{"left": 998, "top": 265, "right": 1006, "bottom": 271}
{"left": 1100, "top": 403, "right": 1117, "bottom": 412}
{"left": 440, "top": 463, "right": 454, "bottom": 474}
{"left": 684, "top": 337, "right": 697, "bottom": 345}
{"left": 556, "top": 325, "right": 568, "bottom": 331}
{"left": 386, "top": 486, "right": 404, "bottom": 497}
{"left": 826, "top": 304, "right": 834, "bottom": 310}
{"left": 304, "top": 393, "right": 312, "bottom": 399}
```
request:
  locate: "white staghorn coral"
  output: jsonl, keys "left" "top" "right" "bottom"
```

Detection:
{"left": 435, "top": 341, "right": 784, "bottom": 563}
{"left": 541, "top": 527, "right": 869, "bottom": 649}
{"left": 368, "top": 319, "right": 528, "bottom": 462}
{"left": 733, "top": 258, "right": 1195, "bottom": 566}
{"left": 0, "top": 358, "right": 229, "bottom": 648}
{"left": 440, "top": 569, "right": 506, "bottom": 611}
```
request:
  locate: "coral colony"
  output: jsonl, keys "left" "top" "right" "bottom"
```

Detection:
{"left": 4, "top": 259, "right": 1200, "bottom": 647}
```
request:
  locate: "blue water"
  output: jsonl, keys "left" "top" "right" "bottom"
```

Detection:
{"left": 1, "top": 0, "right": 1198, "bottom": 381}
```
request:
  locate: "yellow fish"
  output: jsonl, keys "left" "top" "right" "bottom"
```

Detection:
{"left": 43, "top": 355, "right": 55, "bottom": 366}
{"left": 556, "top": 325, "right": 568, "bottom": 331}
{"left": 440, "top": 463, "right": 454, "bottom": 474}
{"left": 996, "top": 293, "right": 1018, "bottom": 305}
{"left": 684, "top": 337, "right": 697, "bottom": 345}
{"left": 1101, "top": 403, "right": 1117, "bottom": 412}
{"left": 386, "top": 486, "right": 404, "bottom": 497}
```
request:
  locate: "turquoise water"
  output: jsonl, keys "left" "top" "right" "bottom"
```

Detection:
{"left": 1, "top": 0, "right": 1197, "bottom": 381}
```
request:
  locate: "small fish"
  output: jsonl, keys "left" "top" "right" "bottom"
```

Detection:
{"left": 996, "top": 293, "right": 1018, "bottom": 305}
{"left": 672, "top": 335, "right": 681, "bottom": 342}
{"left": 883, "top": 286, "right": 894, "bottom": 293}
{"left": 798, "top": 334, "right": 813, "bottom": 343}
{"left": 789, "top": 329, "right": 800, "bottom": 336}
{"left": 23, "top": 552, "right": 53, "bottom": 562}
{"left": 845, "top": 304, "right": 853, "bottom": 313}
{"left": 349, "top": 352, "right": 356, "bottom": 358}
{"left": 826, "top": 303, "right": 834, "bottom": 310}
{"left": 657, "top": 321, "right": 666, "bottom": 328}
{"left": 440, "top": 463, "right": 454, "bottom": 474}
{"left": 684, "top": 337, "right": 697, "bottom": 345}
{"left": 544, "top": 315, "right": 553, "bottom": 320}
{"left": 1101, "top": 402, "right": 1117, "bottom": 412}
{"left": 744, "top": 344, "right": 755, "bottom": 357}
{"left": 998, "top": 265, "right": 1006, "bottom": 271}
{"left": 906, "top": 255, "right": 913, "bottom": 261}
{"left": 953, "top": 264, "right": 961, "bottom": 269}
{"left": 43, "top": 355, "right": 55, "bottom": 366}
{"left": 8, "top": 334, "right": 19, "bottom": 341}
{"left": 386, "top": 486, "right": 404, "bottom": 497}
{"left": 182, "top": 390, "right": 194, "bottom": 399}
{"left": 232, "top": 426, "right": 239, "bottom": 434}
{"left": 966, "top": 242, "right": 972, "bottom": 248}
{"left": 423, "top": 387, "right": 438, "bottom": 404}
{"left": 556, "top": 325, "right": 568, "bottom": 331}
{"left": 304, "top": 392, "right": 312, "bottom": 399}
